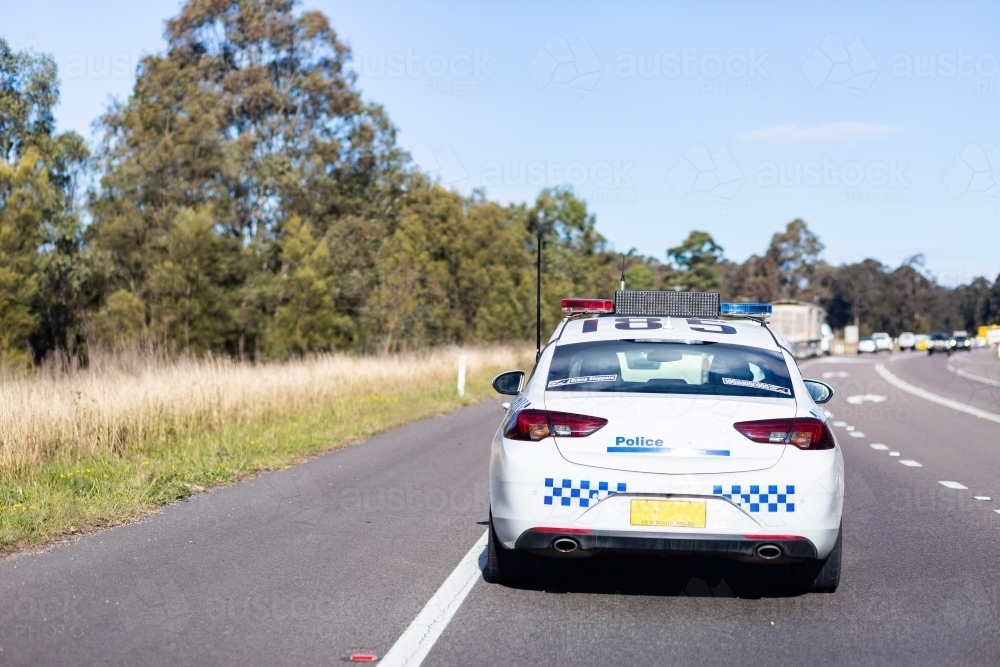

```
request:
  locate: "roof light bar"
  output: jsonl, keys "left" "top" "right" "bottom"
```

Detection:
{"left": 720, "top": 302, "right": 772, "bottom": 318}
{"left": 561, "top": 298, "right": 615, "bottom": 314}
{"left": 561, "top": 292, "right": 764, "bottom": 319}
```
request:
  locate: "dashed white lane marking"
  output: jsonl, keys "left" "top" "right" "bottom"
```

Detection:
{"left": 846, "top": 426, "right": 855, "bottom": 431}
{"left": 889, "top": 452, "right": 901, "bottom": 457}
{"left": 380, "top": 530, "right": 488, "bottom": 667}
{"left": 846, "top": 394, "right": 887, "bottom": 405}
{"left": 870, "top": 444, "right": 889, "bottom": 450}
{"left": 832, "top": 421, "right": 847, "bottom": 427}
{"left": 822, "top": 371, "right": 850, "bottom": 379}
{"left": 939, "top": 481, "right": 969, "bottom": 490}
{"left": 849, "top": 432, "right": 866, "bottom": 438}
{"left": 875, "top": 363, "right": 1000, "bottom": 424}
{"left": 899, "top": 459, "right": 922, "bottom": 467}
{"left": 974, "top": 496, "right": 992, "bottom": 501}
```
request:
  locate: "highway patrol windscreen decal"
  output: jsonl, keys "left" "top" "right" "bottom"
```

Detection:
{"left": 721, "top": 377, "right": 791, "bottom": 396}
{"left": 547, "top": 375, "right": 616, "bottom": 388}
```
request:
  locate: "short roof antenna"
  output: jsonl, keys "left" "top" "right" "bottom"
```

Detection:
{"left": 620, "top": 254, "right": 626, "bottom": 291}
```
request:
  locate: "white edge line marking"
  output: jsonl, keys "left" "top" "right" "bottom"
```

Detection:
{"left": 875, "top": 363, "right": 1000, "bottom": 424}
{"left": 380, "top": 530, "right": 488, "bottom": 667}
{"left": 899, "top": 459, "right": 922, "bottom": 467}
{"left": 938, "top": 481, "right": 968, "bottom": 490}
{"left": 955, "top": 367, "right": 1000, "bottom": 389}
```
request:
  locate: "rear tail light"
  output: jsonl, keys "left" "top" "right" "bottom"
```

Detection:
{"left": 504, "top": 409, "right": 608, "bottom": 441}
{"left": 732, "top": 418, "right": 835, "bottom": 450}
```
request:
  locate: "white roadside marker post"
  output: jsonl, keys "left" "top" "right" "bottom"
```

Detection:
{"left": 457, "top": 355, "right": 467, "bottom": 397}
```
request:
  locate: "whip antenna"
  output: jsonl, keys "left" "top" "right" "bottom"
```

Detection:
{"left": 536, "top": 218, "right": 543, "bottom": 362}
{"left": 620, "top": 254, "right": 626, "bottom": 291}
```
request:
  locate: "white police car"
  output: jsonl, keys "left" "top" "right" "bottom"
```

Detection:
{"left": 488, "top": 291, "right": 843, "bottom": 593}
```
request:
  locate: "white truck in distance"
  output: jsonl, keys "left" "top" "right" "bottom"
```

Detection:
{"left": 769, "top": 301, "right": 832, "bottom": 359}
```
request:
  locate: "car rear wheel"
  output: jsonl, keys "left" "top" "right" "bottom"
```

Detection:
{"left": 791, "top": 526, "right": 841, "bottom": 593}
{"left": 488, "top": 512, "right": 534, "bottom": 585}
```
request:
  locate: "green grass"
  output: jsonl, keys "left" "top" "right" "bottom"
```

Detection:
{"left": 0, "top": 373, "right": 504, "bottom": 554}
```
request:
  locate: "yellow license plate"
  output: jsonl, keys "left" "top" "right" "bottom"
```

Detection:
{"left": 630, "top": 499, "right": 706, "bottom": 528}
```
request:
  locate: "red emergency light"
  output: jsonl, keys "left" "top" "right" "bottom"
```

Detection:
{"left": 561, "top": 298, "right": 615, "bottom": 314}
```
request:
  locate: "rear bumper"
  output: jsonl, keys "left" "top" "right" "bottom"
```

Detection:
{"left": 515, "top": 528, "right": 818, "bottom": 561}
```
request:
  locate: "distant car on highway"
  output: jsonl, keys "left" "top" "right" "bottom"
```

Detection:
{"left": 857, "top": 337, "right": 877, "bottom": 354}
{"left": 951, "top": 334, "right": 973, "bottom": 352}
{"left": 871, "top": 332, "right": 893, "bottom": 352}
{"left": 489, "top": 293, "right": 843, "bottom": 593}
{"left": 898, "top": 332, "right": 916, "bottom": 352}
{"left": 928, "top": 332, "right": 952, "bottom": 355}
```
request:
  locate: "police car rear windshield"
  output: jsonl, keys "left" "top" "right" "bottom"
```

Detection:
{"left": 546, "top": 340, "right": 794, "bottom": 398}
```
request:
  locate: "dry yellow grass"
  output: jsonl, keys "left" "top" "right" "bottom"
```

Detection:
{"left": 0, "top": 345, "right": 529, "bottom": 473}
{"left": 1, "top": 344, "right": 532, "bottom": 551}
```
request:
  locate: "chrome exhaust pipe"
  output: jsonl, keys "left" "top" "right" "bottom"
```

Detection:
{"left": 756, "top": 544, "right": 782, "bottom": 560}
{"left": 552, "top": 537, "right": 579, "bottom": 553}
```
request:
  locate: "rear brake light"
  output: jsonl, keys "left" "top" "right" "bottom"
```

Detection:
{"left": 561, "top": 298, "right": 615, "bottom": 314}
{"left": 504, "top": 409, "right": 608, "bottom": 441}
{"left": 732, "top": 418, "right": 835, "bottom": 450}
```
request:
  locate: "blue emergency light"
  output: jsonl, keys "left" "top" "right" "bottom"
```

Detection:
{"left": 720, "top": 302, "right": 772, "bottom": 318}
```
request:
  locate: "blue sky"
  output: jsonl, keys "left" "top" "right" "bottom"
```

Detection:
{"left": 5, "top": 0, "right": 999, "bottom": 285}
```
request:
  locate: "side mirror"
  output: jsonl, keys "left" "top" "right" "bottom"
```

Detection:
{"left": 803, "top": 379, "right": 834, "bottom": 404}
{"left": 492, "top": 370, "right": 525, "bottom": 396}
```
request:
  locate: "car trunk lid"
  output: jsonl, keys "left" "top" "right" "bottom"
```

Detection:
{"left": 546, "top": 393, "right": 793, "bottom": 474}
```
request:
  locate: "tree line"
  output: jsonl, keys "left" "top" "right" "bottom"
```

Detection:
{"left": 2, "top": 0, "right": 998, "bottom": 366}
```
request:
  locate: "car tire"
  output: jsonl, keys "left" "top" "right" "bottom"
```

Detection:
{"left": 488, "top": 512, "right": 534, "bottom": 586}
{"left": 791, "top": 525, "right": 841, "bottom": 593}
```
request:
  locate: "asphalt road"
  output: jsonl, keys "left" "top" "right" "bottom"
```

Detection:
{"left": 3, "top": 351, "right": 1000, "bottom": 666}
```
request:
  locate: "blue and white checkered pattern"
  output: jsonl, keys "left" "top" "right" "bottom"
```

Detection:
{"left": 544, "top": 478, "right": 627, "bottom": 508}
{"left": 713, "top": 484, "right": 795, "bottom": 513}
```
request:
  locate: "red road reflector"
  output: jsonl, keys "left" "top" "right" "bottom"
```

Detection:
{"left": 349, "top": 654, "right": 378, "bottom": 662}
{"left": 532, "top": 526, "right": 592, "bottom": 534}
{"left": 744, "top": 535, "right": 803, "bottom": 540}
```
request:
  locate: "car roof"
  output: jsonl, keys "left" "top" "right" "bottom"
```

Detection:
{"left": 555, "top": 315, "right": 782, "bottom": 352}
